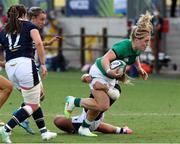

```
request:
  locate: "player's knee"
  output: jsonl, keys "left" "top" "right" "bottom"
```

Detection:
{"left": 26, "top": 103, "right": 39, "bottom": 112}
{"left": 22, "top": 105, "right": 34, "bottom": 115}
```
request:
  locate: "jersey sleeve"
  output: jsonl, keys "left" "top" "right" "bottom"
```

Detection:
{"left": 111, "top": 39, "right": 132, "bottom": 59}
{"left": 26, "top": 21, "right": 38, "bottom": 31}
{"left": 111, "top": 42, "right": 126, "bottom": 58}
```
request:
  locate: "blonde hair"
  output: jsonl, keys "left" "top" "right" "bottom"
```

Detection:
{"left": 118, "top": 74, "right": 134, "bottom": 85}
{"left": 130, "top": 11, "right": 153, "bottom": 40}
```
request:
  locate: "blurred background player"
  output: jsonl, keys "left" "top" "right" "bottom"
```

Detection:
{"left": 0, "top": 4, "right": 57, "bottom": 143}
{"left": 64, "top": 12, "right": 153, "bottom": 136}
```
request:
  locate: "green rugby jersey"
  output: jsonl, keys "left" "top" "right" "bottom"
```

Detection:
{"left": 96, "top": 39, "right": 141, "bottom": 75}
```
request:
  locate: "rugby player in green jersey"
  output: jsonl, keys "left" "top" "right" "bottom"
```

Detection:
{"left": 64, "top": 12, "right": 153, "bottom": 136}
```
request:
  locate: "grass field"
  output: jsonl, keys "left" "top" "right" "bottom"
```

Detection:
{"left": 1, "top": 71, "right": 180, "bottom": 143}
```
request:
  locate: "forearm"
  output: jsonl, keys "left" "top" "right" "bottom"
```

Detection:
{"left": 36, "top": 42, "right": 46, "bottom": 65}
{"left": 101, "top": 50, "right": 116, "bottom": 73}
{"left": 96, "top": 122, "right": 117, "bottom": 133}
{"left": 43, "top": 36, "right": 61, "bottom": 46}
{"left": 135, "top": 57, "right": 142, "bottom": 70}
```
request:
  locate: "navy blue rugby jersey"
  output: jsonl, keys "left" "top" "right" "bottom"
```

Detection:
{"left": 0, "top": 21, "right": 38, "bottom": 61}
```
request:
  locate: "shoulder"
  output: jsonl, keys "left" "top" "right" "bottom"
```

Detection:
{"left": 22, "top": 21, "right": 38, "bottom": 30}
{"left": 113, "top": 39, "right": 131, "bottom": 48}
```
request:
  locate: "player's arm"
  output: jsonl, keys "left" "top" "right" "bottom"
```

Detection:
{"left": 81, "top": 74, "right": 108, "bottom": 91}
{"left": 43, "top": 36, "right": 62, "bottom": 46}
{"left": 101, "top": 50, "right": 121, "bottom": 78}
{"left": 30, "top": 29, "right": 47, "bottom": 78}
{"left": 81, "top": 73, "right": 120, "bottom": 100}
{"left": 97, "top": 122, "right": 133, "bottom": 134}
{"left": 135, "top": 56, "right": 148, "bottom": 80}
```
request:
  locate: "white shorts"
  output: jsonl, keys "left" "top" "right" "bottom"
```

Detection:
{"left": 89, "top": 64, "right": 116, "bottom": 90}
{"left": 71, "top": 109, "right": 104, "bottom": 131}
{"left": 5, "top": 57, "right": 40, "bottom": 89}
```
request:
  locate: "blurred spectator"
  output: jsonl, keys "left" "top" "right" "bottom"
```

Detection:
{"left": 170, "top": 0, "right": 177, "bottom": 17}
{"left": 43, "top": 11, "right": 60, "bottom": 56}
{"left": 151, "top": 10, "right": 164, "bottom": 53}
{"left": 43, "top": 11, "right": 67, "bottom": 71}
{"left": 0, "top": 4, "right": 7, "bottom": 31}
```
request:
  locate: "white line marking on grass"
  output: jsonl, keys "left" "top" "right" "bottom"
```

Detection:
{"left": 110, "top": 113, "right": 180, "bottom": 116}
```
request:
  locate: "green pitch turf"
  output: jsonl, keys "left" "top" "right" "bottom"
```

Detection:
{"left": 0, "top": 71, "right": 180, "bottom": 143}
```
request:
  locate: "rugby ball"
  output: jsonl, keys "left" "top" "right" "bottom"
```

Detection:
{"left": 110, "top": 60, "right": 126, "bottom": 74}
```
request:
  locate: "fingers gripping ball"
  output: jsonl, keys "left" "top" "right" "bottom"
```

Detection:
{"left": 110, "top": 60, "right": 127, "bottom": 76}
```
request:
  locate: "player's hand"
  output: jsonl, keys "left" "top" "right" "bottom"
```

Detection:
{"left": 106, "top": 68, "right": 123, "bottom": 79}
{"left": 51, "top": 36, "right": 62, "bottom": 43}
{"left": 55, "top": 36, "right": 63, "bottom": 40}
{"left": 41, "top": 65, "right": 48, "bottom": 79}
{"left": 81, "top": 74, "right": 92, "bottom": 83}
{"left": 139, "top": 68, "right": 148, "bottom": 80}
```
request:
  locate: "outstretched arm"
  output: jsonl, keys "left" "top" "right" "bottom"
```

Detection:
{"left": 96, "top": 122, "right": 133, "bottom": 134}
{"left": 135, "top": 56, "right": 148, "bottom": 80}
{"left": 43, "top": 36, "right": 62, "bottom": 46}
{"left": 81, "top": 74, "right": 108, "bottom": 92}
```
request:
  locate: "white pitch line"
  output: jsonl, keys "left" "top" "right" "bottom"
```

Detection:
{"left": 110, "top": 113, "right": 180, "bottom": 116}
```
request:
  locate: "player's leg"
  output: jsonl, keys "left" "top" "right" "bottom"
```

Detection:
{"left": 0, "top": 59, "right": 35, "bottom": 143}
{"left": 19, "top": 81, "right": 44, "bottom": 135}
{"left": 14, "top": 102, "right": 35, "bottom": 135}
{"left": 54, "top": 115, "right": 75, "bottom": 133}
{"left": 19, "top": 60, "right": 56, "bottom": 140}
{"left": 64, "top": 81, "right": 111, "bottom": 118}
{"left": 21, "top": 83, "right": 56, "bottom": 140}
{"left": 78, "top": 89, "right": 110, "bottom": 137}
{"left": 0, "top": 59, "right": 56, "bottom": 143}
{"left": 64, "top": 96, "right": 99, "bottom": 118}
{"left": 96, "top": 122, "right": 133, "bottom": 134}
{"left": 0, "top": 76, "right": 13, "bottom": 109}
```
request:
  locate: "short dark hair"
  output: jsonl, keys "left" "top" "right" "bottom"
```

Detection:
{"left": 28, "top": 7, "right": 45, "bottom": 20}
